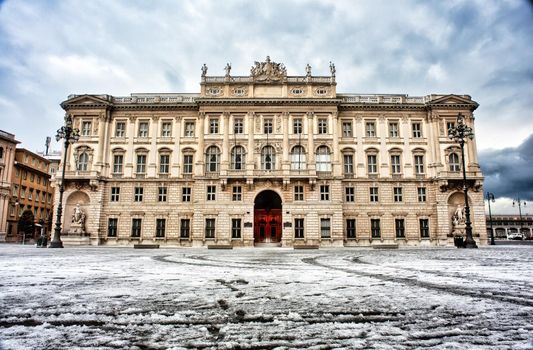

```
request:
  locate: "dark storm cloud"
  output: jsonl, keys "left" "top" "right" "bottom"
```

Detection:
{"left": 480, "top": 134, "right": 533, "bottom": 200}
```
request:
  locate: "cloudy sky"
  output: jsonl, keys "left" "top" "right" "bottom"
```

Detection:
{"left": 0, "top": 0, "right": 532, "bottom": 214}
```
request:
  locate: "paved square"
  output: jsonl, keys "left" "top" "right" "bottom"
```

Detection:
{"left": 1, "top": 245, "right": 532, "bottom": 349}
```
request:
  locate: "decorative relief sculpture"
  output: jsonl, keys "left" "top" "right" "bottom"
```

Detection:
{"left": 250, "top": 56, "right": 287, "bottom": 81}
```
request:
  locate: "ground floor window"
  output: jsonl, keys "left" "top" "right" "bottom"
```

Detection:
{"left": 371, "top": 219, "right": 380, "bottom": 238}
{"left": 156, "top": 218, "right": 166, "bottom": 238}
{"left": 346, "top": 219, "right": 356, "bottom": 239}
{"left": 420, "top": 219, "right": 429, "bottom": 238}
{"left": 395, "top": 218, "right": 405, "bottom": 238}
{"left": 320, "top": 218, "right": 331, "bottom": 238}
{"left": 232, "top": 218, "right": 242, "bottom": 239}
{"left": 131, "top": 218, "right": 142, "bottom": 237}
{"left": 108, "top": 218, "right": 118, "bottom": 237}
{"left": 205, "top": 218, "right": 215, "bottom": 239}
{"left": 294, "top": 218, "right": 304, "bottom": 239}
{"left": 180, "top": 219, "right": 190, "bottom": 238}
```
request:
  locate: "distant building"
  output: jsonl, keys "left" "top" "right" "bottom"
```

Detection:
{"left": 5, "top": 149, "right": 54, "bottom": 242}
{"left": 486, "top": 215, "right": 533, "bottom": 239}
{"left": 0, "top": 130, "right": 19, "bottom": 241}
{"left": 58, "top": 57, "right": 486, "bottom": 247}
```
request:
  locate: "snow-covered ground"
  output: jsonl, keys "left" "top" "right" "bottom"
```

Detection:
{"left": 0, "top": 245, "right": 532, "bottom": 350}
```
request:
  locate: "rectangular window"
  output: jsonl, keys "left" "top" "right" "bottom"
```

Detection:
{"left": 420, "top": 219, "right": 429, "bottom": 238}
{"left": 161, "top": 121, "right": 172, "bottom": 137}
{"left": 81, "top": 121, "right": 92, "bottom": 136}
{"left": 205, "top": 218, "right": 215, "bottom": 238}
{"left": 263, "top": 119, "right": 273, "bottom": 134}
{"left": 134, "top": 187, "right": 143, "bottom": 202}
{"left": 391, "top": 155, "right": 401, "bottom": 174}
{"left": 180, "top": 219, "right": 190, "bottom": 238}
{"left": 412, "top": 122, "right": 422, "bottom": 138}
{"left": 209, "top": 118, "right": 219, "bottom": 134}
{"left": 185, "top": 121, "right": 195, "bottom": 137}
{"left": 370, "top": 187, "right": 379, "bottom": 202}
{"left": 366, "top": 121, "right": 376, "bottom": 137}
{"left": 294, "top": 218, "right": 304, "bottom": 239}
{"left": 231, "top": 218, "right": 242, "bottom": 239}
{"left": 395, "top": 219, "right": 405, "bottom": 238}
{"left": 320, "top": 218, "right": 331, "bottom": 238}
{"left": 293, "top": 119, "right": 303, "bottom": 134}
{"left": 115, "top": 121, "right": 126, "bottom": 137}
{"left": 367, "top": 154, "right": 377, "bottom": 174}
{"left": 110, "top": 187, "right": 120, "bottom": 202}
{"left": 345, "top": 186, "right": 355, "bottom": 202}
{"left": 181, "top": 187, "right": 191, "bottom": 202}
{"left": 138, "top": 121, "right": 149, "bottom": 137}
{"left": 346, "top": 219, "right": 356, "bottom": 239}
{"left": 342, "top": 121, "right": 353, "bottom": 137}
{"left": 294, "top": 185, "right": 304, "bottom": 201}
{"left": 320, "top": 185, "right": 330, "bottom": 201}
{"left": 156, "top": 219, "right": 166, "bottom": 238}
{"left": 389, "top": 122, "right": 399, "bottom": 138}
{"left": 418, "top": 187, "right": 427, "bottom": 202}
{"left": 371, "top": 219, "right": 381, "bottom": 238}
{"left": 232, "top": 186, "right": 242, "bottom": 201}
{"left": 159, "top": 154, "right": 170, "bottom": 174}
{"left": 131, "top": 218, "right": 142, "bottom": 237}
{"left": 207, "top": 185, "right": 216, "bottom": 201}
{"left": 343, "top": 154, "right": 354, "bottom": 175}
{"left": 414, "top": 155, "right": 425, "bottom": 174}
{"left": 446, "top": 121, "right": 455, "bottom": 136}
{"left": 136, "top": 154, "right": 146, "bottom": 174}
{"left": 393, "top": 187, "right": 403, "bottom": 202}
{"left": 183, "top": 154, "right": 193, "bottom": 174}
{"left": 318, "top": 118, "right": 328, "bottom": 134}
{"left": 158, "top": 186, "right": 167, "bottom": 202}
{"left": 233, "top": 118, "right": 243, "bottom": 134}
{"left": 108, "top": 218, "right": 118, "bottom": 237}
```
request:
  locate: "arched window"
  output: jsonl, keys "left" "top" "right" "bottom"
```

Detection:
{"left": 316, "top": 146, "right": 331, "bottom": 172}
{"left": 291, "top": 145, "right": 306, "bottom": 170}
{"left": 261, "top": 146, "right": 275, "bottom": 170}
{"left": 77, "top": 152, "right": 89, "bottom": 171}
{"left": 449, "top": 153, "right": 460, "bottom": 172}
{"left": 205, "top": 146, "right": 220, "bottom": 173}
{"left": 231, "top": 146, "right": 245, "bottom": 170}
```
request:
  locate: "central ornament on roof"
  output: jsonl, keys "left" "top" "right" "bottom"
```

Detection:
{"left": 250, "top": 56, "right": 287, "bottom": 82}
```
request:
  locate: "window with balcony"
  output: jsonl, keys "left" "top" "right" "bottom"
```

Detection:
{"left": 346, "top": 219, "right": 356, "bottom": 239}
{"left": 316, "top": 146, "right": 331, "bottom": 172}
{"left": 449, "top": 153, "right": 460, "bottom": 172}
{"left": 290, "top": 145, "right": 306, "bottom": 170}
{"left": 131, "top": 218, "right": 142, "bottom": 237}
{"left": 261, "top": 146, "right": 275, "bottom": 170}
{"left": 231, "top": 146, "right": 245, "bottom": 170}
{"left": 205, "top": 146, "right": 220, "bottom": 173}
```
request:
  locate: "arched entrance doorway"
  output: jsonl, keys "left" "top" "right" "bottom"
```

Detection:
{"left": 254, "top": 190, "right": 282, "bottom": 244}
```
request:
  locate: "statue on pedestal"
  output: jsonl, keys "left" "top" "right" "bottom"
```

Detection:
{"left": 69, "top": 203, "right": 86, "bottom": 235}
{"left": 451, "top": 204, "right": 466, "bottom": 236}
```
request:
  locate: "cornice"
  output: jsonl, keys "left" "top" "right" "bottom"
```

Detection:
{"left": 196, "top": 98, "right": 342, "bottom": 106}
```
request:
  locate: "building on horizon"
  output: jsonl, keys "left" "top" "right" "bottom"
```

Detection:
{"left": 57, "top": 57, "right": 486, "bottom": 247}
{"left": 486, "top": 215, "right": 533, "bottom": 239}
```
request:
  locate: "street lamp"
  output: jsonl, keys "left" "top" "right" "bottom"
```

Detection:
{"left": 512, "top": 198, "right": 527, "bottom": 238}
{"left": 448, "top": 113, "right": 477, "bottom": 248}
{"left": 49, "top": 114, "right": 79, "bottom": 248}
{"left": 486, "top": 192, "right": 495, "bottom": 245}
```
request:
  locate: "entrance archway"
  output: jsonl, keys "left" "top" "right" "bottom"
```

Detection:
{"left": 254, "top": 190, "right": 282, "bottom": 244}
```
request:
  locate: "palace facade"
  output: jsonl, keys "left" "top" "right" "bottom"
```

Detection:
{"left": 58, "top": 57, "right": 486, "bottom": 247}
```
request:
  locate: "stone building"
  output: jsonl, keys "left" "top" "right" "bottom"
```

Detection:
{"left": 0, "top": 130, "right": 19, "bottom": 241}
{"left": 58, "top": 57, "right": 486, "bottom": 247}
{"left": 486, "top": 215, "right": 533, "bottom": 239}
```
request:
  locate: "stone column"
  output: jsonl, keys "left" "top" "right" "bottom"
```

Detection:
{"left": 195, "top": 112, "right": 205, "bottom": 176}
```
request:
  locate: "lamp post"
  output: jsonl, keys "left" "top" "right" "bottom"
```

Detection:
{"left": 512, "top": 198, "right": 527, "bottom": 238}
{"left": 49, "top": 114, "right": 79, "bottom": 248}
{"left": 486, "top": 192, "right": 495, "bottom": 245}
{"left": 448, "top": 113, "right": 477, "bottom": 248}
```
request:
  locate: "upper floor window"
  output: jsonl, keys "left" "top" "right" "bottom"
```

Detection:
{"left": 345, "top": 186, "right": 355, "bottom": 202}
{"left": 320, "top": 184, "right": 330, "bottom": 201}
{"left": 207, "top": 185, "right": 216, "bottom": 201}
{"left": 418, "top": 187, "right": 427, "bottom": 202}
{"left": 370, "top": 187, "right": 379, "bottom": 202}
{"left": 316, "top": 146, "right": 331, "bottom": 172}
{"left": 110, "top": 187, "right": 120, "bottom": 202}
{"left": 77, "top": 152, "right": 89, "bottom": 171}
{"left": 342, "top": 121, "right": 353, "bottom": 137}
{"left": 161, "top": 121, "right": 172, "bottom": 137}
{"left": 393, "top": 187, "right": 403, "bottom": 202}
{"left": 183, "top": 154, "right": 193, "bottom": 174}
{"left": 182, "top": 187, "right": 191, "bottom": 202}
{"left": 391, "top": 154, "right": 401, "bottom": 174}
{"left": 366, "top": 121, "right": 376, "bottom": 137}
{"left": 343, "top": 153, "right": 354, "bottom": 175}
{"left": 294, "top": 185, "right": 304, "bottom": 201}
{"left": 446, "top": 121, "right": 455, "bottom": 136}
{"left": 412, "top": 122, "right": 422, "bottom": 138}
{"left": 184, "top": 121, "right": 195, "bottom": 137}
{"left": 231, "top": 146, "right": 245, "bottom": 170}
{"left": 232, "top": 186, "right": 242, "bottom": 201}
{"left": 290, "top": 146, "right": 306, "bottom": 170}
{"left": 115, "top": 122, "right": 126, "bottom": 137}
{"left": 134, "top": 187, "right": 143, "bottom": 202}
{"left": 414, "top": 154, "right": 425, "bottom": 174}
{"left": 81, "top": 121, "right": 92, "bottom": 136}
{"left": 159, "top": 153, "right": 170, "bottom": 174}
{"left": 158, "top": 186, "right": 167, "bottom": 202}
{"left": 389, "top": 122, "right": 399, "bottom": 138}
{"left": 233, "top": 118, "right": 244, "bottom": 134}
{"left": 205, "top": 146, "right": 220, "bottom": 173}
{"left": 136, "top": 154, "right": 147, "bottom": 174}
{"left": 293, "top": 118, "right": 303, "bottom": 134}
{"left": 138, "top": 121, "right": 149, "bottom": 137}
{"left": 367, "top": 154, "right": 378, "bottom": 174}
{"left": 449, "top": 153, "right": 460, "bottom": 172}
{"left": 264, "top": 119, "right": 273, "bottom": 134}
{"left": 261, "top": 145, "right": 275, "bottom": 170}
{"left": 209, "top": 118, "right": 219, "bottom": 134}
{"left": 318, "top": 118, "right": 328, "bottom": 134}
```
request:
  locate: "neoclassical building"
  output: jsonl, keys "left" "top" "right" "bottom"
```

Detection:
{"left": 58, "top": 57, "right": 486, "bottom": 247}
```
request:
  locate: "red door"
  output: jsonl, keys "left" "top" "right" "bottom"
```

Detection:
{"left": 254, "top": 209, "right": 282, "bottom": 243}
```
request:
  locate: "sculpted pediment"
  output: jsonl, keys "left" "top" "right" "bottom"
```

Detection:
{"left": 250, "top": 56, "right": 287, "bottom": 82}
{"left": 429, "top": 94, "right": 478, "bottom": 107}
{"left": 61, "top": 94, "right": 112, "bottom": 108}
